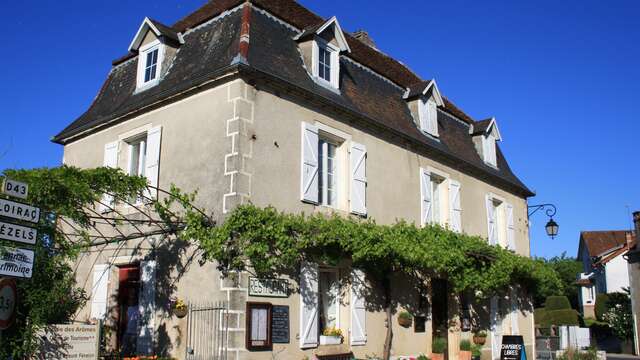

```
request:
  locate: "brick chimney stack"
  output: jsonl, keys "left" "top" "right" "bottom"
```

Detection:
{"left": 352, "top": 30, "right": 377, "bottom": 49}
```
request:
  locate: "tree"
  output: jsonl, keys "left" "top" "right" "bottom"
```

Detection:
{"left": 0, "top": 166, "right": 148, "bottom": 357}
{"left": 534, "top": 253, "right": 583, "bottom": 308}
{"left": 602, "top": 291, "right": 633, "bottom": 341}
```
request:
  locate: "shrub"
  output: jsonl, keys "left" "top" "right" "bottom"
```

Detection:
{"left": 595, "top": 293, "right": 610, "bottom": 321}
{"left": 432, "top": 337, "right": 447, "bottom": 354}
{"left": 538, "top": 309, "right": 580, "bottom": 326}
{"left": 534, "top": 308, "right": 548, "bottom": 325}
{"left": 471, "top": 344, "right": 482, "bottom": 357}
{"left": 398, "top": 310, "right": 413, "bottom": 321}
{"left": 417, "top": 355, "right": 429, "bottom": 360}
{"left": 460, "top": 339, "right": 472, "bottom": 351}
{"left": 545, "top": 296, "right": 571, "bottom": 310}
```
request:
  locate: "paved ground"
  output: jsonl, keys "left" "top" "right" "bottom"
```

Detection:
{"left": 607, "top": 354, "right": 640, "bottom": 360}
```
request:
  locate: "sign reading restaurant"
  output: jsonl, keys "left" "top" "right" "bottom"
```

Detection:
{"left": 249, "top": 277, "right": 289, "bottom": 298}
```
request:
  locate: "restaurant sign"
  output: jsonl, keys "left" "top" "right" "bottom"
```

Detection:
{"left": 249, "top": 277, "right": 289, "bottom": 298}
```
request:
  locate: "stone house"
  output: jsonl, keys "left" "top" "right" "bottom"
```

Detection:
{"left": 52, "top": 1, "right": 538, "bottom": 359}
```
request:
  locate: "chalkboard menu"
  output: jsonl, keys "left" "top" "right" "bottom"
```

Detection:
{"left": 500, "top": 335, "right": 526, "bottom": 360}
{"left": 271, "top": 305, "right": 290, "bottom": 343}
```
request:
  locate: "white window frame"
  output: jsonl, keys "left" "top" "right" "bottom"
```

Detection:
{"left": 418, "top": 97, "right": 439, "bottom": 138}
{"left": 127, "top": 136, "right": 147, "bottom": 178}
{"left": 487, "top": 193, "right": 506, "bottom": 247}
{"left": 312, "top": 38, "right": 340, "bottom": 90}
{"left": 136, "top": 39, "right": 164, "bottom": 90}
{"left": 423, "top": 167, "right": 451, "bottom": 227}
{"left": 318, "top": 267, "right": 341, "bottom": 331}
{"left": 315, "top": 122, "right": 351, "bottom": 210}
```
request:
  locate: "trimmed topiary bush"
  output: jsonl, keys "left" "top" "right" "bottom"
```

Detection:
{"left": 545, "top": 309, "right": 580, "bottom": 326}
{"left": 534, "top": 308, "right": 548, "bottom": 325}
{"left": 595, "top": 293, "right": 610, "bottom": 321}
{"left": 545, "top": 296, "right": 571, "bottom": 310}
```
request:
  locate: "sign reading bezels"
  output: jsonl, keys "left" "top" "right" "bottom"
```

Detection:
{"left": 271, "top": 305, "right": 290, "bottom": 343}
{"left": 500, "top": 335, "right": 527, "bottom": 360}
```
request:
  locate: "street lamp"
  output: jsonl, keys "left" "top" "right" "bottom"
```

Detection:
{"left": 528, "top": 203, "right": 559, "bottom": 239}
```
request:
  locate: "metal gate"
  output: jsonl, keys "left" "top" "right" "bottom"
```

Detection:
{"left": 185, "top": 301, "right": 229, "bottom": 360}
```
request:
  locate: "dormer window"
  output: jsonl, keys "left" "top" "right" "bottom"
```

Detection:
{"left": 128, "top": 17, "right": 183, "bottom": 91}
{"left": 418, "top": 97, "right": 439, "bottom": 137}
{"left": 313, "top": 40, "right": 340, "bottom": 88}
{"left": 471, "top": 117, "right": 502, "bottom": 168}
{"left": 294, "top": 16, "right": 351, "bottom": 91}
{"left": 404, "top": 79, "right": 444, "bottom": 139}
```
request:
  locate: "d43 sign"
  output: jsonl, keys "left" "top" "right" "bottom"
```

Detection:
{"left": 2, "top": 179, "right": 28, "bottom": 200}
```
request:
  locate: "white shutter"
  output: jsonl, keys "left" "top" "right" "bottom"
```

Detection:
{"left": 145, "top": 126, "right": 162, "bottom": 199}
{"left": 428, "top": 98, "right": 439, "bottom": 137}
{"left": 490, "top": 296, "right": 503, "bottom": 360}
{"left": 510, "top": 287, "right": 520, "bottom": 335}
{"left": 506, "top": 203, "right": 515, "bottom": 251}
{"left": 486, "top": 195, "right": 496, "bottom": 245}
{"left": 100, "top": 141, "right": 119, "bottom": 212}
{"left": 350, "top": 269, "right": 367, "bottom": 346}
{"left": 449, "top": 180, "right": 462, "bottom": 232}
{"left": 90, "top": 264, "right": 110, "bottom": 320}
{"left": 300, "top": 123, "right": 319, "bottom": 204}
{"left": 299, "top": 261, "right": 319, "bottom": 349}
{"left": 350, "top": 142, "right": 367, "bottom": 216}
{"left": 137, "top": 260, "right": 156, "bottom": 355}
{"left": 420, "top": 169, "right": 432, "bottom": 226}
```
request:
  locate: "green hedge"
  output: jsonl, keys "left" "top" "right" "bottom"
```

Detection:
{"left": 545, "top": 296, "right": 571, "bottom": 310}
{"left": 536, "top": 308, "right": 580, "bottom": 326}
{"left": 595, "top": 293, "right": 610, "bottom": 321}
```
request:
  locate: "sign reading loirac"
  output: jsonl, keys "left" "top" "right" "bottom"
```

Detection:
{"left": 249, "top": 277, "right": 289, "bottom": 298}
{"left": 0, "top": 198, "right": 40, "bottom": 224}
{"left": 1, "top": 179, "right": 28, "bottom": 200}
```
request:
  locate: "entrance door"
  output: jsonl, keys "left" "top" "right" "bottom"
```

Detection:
{"left": 117, "top": 265, "right": 140, "bottom": 356}
{"left": 432, "top": 279, "right": 449, "bottom": 360}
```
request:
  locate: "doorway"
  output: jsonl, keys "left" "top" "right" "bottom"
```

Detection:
{"left": 432, "top": 279, "right": 449, "bottom": 359}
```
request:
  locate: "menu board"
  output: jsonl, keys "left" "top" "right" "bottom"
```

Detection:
{"left": 271, "top": 305, "right": 290, "bottom": 343}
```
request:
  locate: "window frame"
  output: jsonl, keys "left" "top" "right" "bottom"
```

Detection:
{"left": 127, "top": 136, "right": 147, "bottom": 178}
{"left": 136, "top": 39, "right": 164, "bottom": 90}
{"left": 318, "top": 267, "right": 341, "bottom": 332}
{"left": 487, "top": 193, "right": 506, "bottom": 246}
{"left": 246, "top": 302, "right": 273, "bottom": 351}
{"left": 418, "top": 96, "right": 439, "bottom": 138}
{"left": 423, "top": 167, "right": 451, "bottom": 227}
{"left": 312, "top": 38, "right": 340, "bottom": 90}
{"left": 315, "top": 123, "right": 351, "bottom": 210}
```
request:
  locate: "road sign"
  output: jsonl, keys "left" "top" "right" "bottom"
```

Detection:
{"left": 0, "top": 278, "right": 17, "bottom": 330}
{"left": 1, "top": 179, "right": 28, "bottom": 200}
{"left": 0, "top": 247, "right": 34, "bottom": 279}
{"left": 0, "top": 220, "right": 37, "bottom": 245}
{"left": 0, "top": 198, "right": 40, "bottom": 224}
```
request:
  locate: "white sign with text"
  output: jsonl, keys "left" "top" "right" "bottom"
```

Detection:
{"left": 0, "top": 246, "right": 34, "bottom": 279}
{"left": 1, "top": 179, "right": 28, "bottom": 200}
{"left": 0, "top": 220, "right": 37, "bottom": 245}
{"left": 0, "top": 198, "right": 40, "bottom": 224}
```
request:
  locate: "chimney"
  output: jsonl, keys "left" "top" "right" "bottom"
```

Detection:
{"left": 352, "top": 30, "right": 377, "bottom": 49}
{"left": 633, "top": 211, "right": 640, "bottom": 243}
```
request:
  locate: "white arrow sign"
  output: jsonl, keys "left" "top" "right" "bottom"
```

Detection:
{"left": 0, "top": 220, "right": 37, "bottom": 245}
{"left": 0, "top": 246, "right": 34, "bottom": 279}
{"left": 0, "top": 198, "right": 40, "bottom": 224}
{"left": 2, "top": 179, "right": 28, "bottom": 200}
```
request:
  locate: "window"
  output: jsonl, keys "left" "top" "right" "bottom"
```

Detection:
{"left": 418, "top": 97, "right": 439, "bottom": 137}
{"left": 128, "top": 136, "right": 147, "bottom": 177}
{"left": 136, "top": 40, "right": 164, "bottom": 90}
{"left": 318, "top": 139, "right": 338, "bottom": 207}
{"left": 319, "top": 269, "right": 340, "bottom": 332}
{"left": 313, "top": 40, "right": 340, "bottom": 89}
{"left": 486, "top": 195, "right": 515, "bottom": 249}
{"left": 482, "top": 133, "right": 497, "bottom": 167}
{"left": 143, "top": 48, "right": 159, "bottom": 83}
{"left": 420, "top": 168, "right": 461, "bottom": 230}
{"left": 431, "top": 175, "right": 445, "bottom": 225}
{"left": 246, "top": 302, "right": 272, "bottom": 351}
{"left": 585, "top": 286, "right": 594, "bottom": 303}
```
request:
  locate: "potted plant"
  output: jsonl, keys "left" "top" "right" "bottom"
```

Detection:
{"left": 431, "top": 337, "right": 447, "bottom": 360}
{"left": 459, "top": 339, "right": 472, "bottom": 360}
{"left": 398, "top": 310, "right": 413, "bottom": 328}
{"left": 320, "top": 327, "right": 343, "bottom": 345}
{"left": 471, "top": 344, "right": 482, "bottom": 360}
{"left": 473, "top": 330, "right": 487, "bottom": 345}
{"left": 417, "top": 355, "right": 430, "bottom": 360}
{"left": 172, "top": 298, "right": 188, "bottom": 318}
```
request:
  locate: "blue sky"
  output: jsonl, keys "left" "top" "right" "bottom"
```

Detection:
{"left": 0, "top": 1, "right": 638, "bottom": 258}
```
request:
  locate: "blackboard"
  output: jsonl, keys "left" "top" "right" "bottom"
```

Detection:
{"left": 271, "top": 305, "right": 289, "bottom": 343}
{"left": 500, "top": 335, "right": 526, "bottom": 360}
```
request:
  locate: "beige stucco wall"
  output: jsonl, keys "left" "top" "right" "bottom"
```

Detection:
{"left": 62, "top": 77, "right": 535, "bottom": 359}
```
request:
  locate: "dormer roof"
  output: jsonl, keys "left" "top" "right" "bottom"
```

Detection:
{"left": 404, "top": 79, "right": 444, "bottom": 106}
{"left": 470, "top": 117, "right": 501, "bottom": 141}
{"left": 128, "top": 17, "right": 182, "bottom": 52}
{"left": 293, "top": 16, "right": 351, "bottom": 53}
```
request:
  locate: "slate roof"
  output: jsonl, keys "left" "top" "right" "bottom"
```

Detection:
{"left": 579, "top": 231, "right": 632, "bottom": 258}
{"left": 471, "top": 119, "right": 493, "bottom": 135}
{"left": 148, "top": 18, "right": 181, "bottom": 44}
{"left": 52, "top": 0, "right": 534, "bottom": 197}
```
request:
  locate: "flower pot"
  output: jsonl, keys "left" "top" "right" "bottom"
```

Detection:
{"left": 398, "top": 316, "right": 413, "bottom": 328}
{"left": 173, "top": 307, "right": 188, "bottom": 318}
{"left": 320, "top": 335, "right": 342, "bottom": 345}
{"left": 459, "top": 350, "right": 472, "bottom": 360}
{"left": 473, "top": 336, "right": 486, "bottom": 345}
{"left": 431, "top": 353, "right": 444, "bottom": 360}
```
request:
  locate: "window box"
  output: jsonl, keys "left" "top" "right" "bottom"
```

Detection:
{"left": 319, "top": 335, "right": 342, "bottom": 346}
